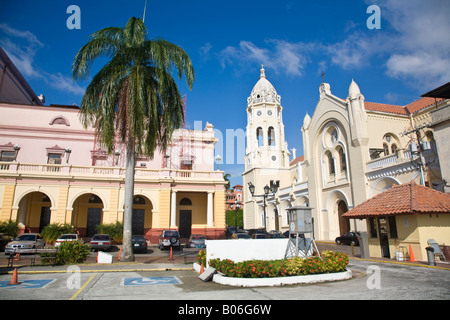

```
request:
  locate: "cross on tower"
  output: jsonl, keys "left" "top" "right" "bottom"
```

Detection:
{"left": 320, "top": 71, "right": 326, "bottom": 83}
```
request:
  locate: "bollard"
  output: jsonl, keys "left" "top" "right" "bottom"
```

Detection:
{"left": 426, "top": 247, "right": 436, "bottom": 266}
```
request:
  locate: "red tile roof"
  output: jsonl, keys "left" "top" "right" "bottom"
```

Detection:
{"left": 290, "top": 155, "right": 304, "bottom": 166}
{"left": 405, "top": 97, "right": 442, "bottom": 114}
{"left": 343, "top": 181, "right": 450, "bottom": 219}
{"left": 363, "top": 97, "right": 442, "bottom": 116}
{"left": 364, "top": 102, "right": 408, "bottom": 115}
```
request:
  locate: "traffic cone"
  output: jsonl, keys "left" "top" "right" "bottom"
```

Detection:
{"left": 96, "top": 251, "right": 99, "bottom": 263}
{"left": 8, "top": 268, "right": 21, "bottom": 285}
{"left": 409, "top": 244, "right": 416, "bottom": 262}
{"left": 169, "top": 246, "right": 173, "bottom": 261}
{"left": 200, "top": 263, "right": 204, "bottom": 275}
{"left": 118, "top": 247, "right": 122, "bottom": 261}
{"left": 13, "top": 251, "right": 21, "bottom": 261}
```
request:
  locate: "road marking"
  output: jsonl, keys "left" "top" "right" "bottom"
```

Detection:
{"left": 0, "top": 279, "right": 54, "bottom": 289}
{"left": 123, "top": 276, "right": 182, "bottom": 286}
{"left": 69, "top": 273, "right": 97, "bottom": 300}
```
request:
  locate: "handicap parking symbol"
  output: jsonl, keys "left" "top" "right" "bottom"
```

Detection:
{"left": 0, "top": 279, "right": 54, "bottom": 289}
{"left": 123, "top": 276, "right": 182, "bottom": 286}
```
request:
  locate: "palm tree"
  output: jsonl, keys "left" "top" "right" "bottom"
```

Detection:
{"left": 72, "top": 17, "right": 194, "bottom": 262}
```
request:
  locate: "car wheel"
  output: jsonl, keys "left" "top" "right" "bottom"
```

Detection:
{"left": 351, "top": 241, "right": 356, "bottom": 246}
{"left": 170, "top": 236, "right": 177, "bottom": 245}
{"left": 336, "top": 240, "right": 341, "bottom": 245}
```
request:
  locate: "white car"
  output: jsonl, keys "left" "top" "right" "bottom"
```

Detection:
{"left": 158, "top": 230, "right": 181, "bottom": 250}
{"left": 55, "top": 234, "right": 81, "bottom": 247}
{"left": 5, "top": 233, "right": 44, "bottom": 254}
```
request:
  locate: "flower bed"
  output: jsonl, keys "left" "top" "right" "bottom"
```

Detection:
{"left": 206, "top": 250, "right": 348, "bottom": 278}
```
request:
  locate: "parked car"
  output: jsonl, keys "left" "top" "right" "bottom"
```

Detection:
{"left": 89, "top": 234, "right": 112, "bottom": 251}
{"left": 131, "top": 235, "right": 148, "bottom": 253}
{"left": 186, "top": 234, "right": 206, "bottom": 248}
{"left": 252, "top": 233, "right": 268, "bottom": 239}
{"left": 268, "top": 230, "right": 284, "bottom": 238}
{"left": 5, "top": 233, "right": 44, "bottom": 254}
{"left": 231, "top": 232, "right": 251, "bottom": 239}
{"left": 55, "top": 234, "right": 82, "bottom": 247}
{"left": 158, "top": 230, "right": 181, "bottom": 250}
{"left": 335, "top": 231, "right": 360, "bottom": 246}
{"left": 0, "top": 233, "right": 13, "bottom": 251}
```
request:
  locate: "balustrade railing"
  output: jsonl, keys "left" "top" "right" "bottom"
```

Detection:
{"left": 0, "top": 162, "right": 223, "bottom": 181}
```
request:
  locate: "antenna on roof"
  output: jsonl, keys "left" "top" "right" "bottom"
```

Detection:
{"left": 143, "top": 0, "right": 148, "bottom": 23}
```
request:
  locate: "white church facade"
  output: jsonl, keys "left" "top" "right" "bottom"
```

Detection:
{"left": 243, "top": 67, "right": 446, "bottom": 240}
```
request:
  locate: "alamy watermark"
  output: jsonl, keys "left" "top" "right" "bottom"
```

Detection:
{"left": 367, "top": 5, "right": 381, "bottom": 29}
{"left": 67, "top": 5, "right": 81, "bottom": 30}
{"left": 66, "top": 265, "right": 81, "bottom": 289}
{"left": 366, "top": 265, "right": 381, "bottom": 290}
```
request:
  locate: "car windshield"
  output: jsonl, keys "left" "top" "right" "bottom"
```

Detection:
{"left": 191, "top": 235, "right": 205, "bottom": 240}
{"left": 132, "top": 236, "right": 145, "bottom": 241}
{"left": 237, "top": 234, "right": 250, "bottom": 238}
{"left": 60, "top": 235, "right": 76, "bottom": 240}
{"left": 92, "top": 235, "right": 110, "bottom": 240}
{"left": 164, "top": 231, "right": 179, "bottom": 237}
{"left": 16, "top": 234, "right": 37, "bottom": 241}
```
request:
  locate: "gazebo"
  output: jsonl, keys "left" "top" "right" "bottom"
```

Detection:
{"left": 342, "top": 181, "right": 450, "bottom": 260}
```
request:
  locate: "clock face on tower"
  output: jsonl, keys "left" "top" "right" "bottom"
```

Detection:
{"left": 257, "top": 110, "right": 262, "bottom": 116}
{"left": 267, "top": 110, "right": 273, "bottom": 116}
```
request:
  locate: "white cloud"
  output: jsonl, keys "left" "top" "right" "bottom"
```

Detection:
{"left": 219, "top": 40, "right": 311, "bottom": 77}
{"left": 0, "top": 24, "right": 85, "bottom": 98}
{"left": 218, "top": 0, "right": 450, "bottom": 88}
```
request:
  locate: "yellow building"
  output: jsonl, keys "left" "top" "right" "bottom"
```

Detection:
{"left": 343, "top": 181, "right": 450, "bottom": 261}
{"left": 0, "top": 48, "right": 227, "bottom": 243}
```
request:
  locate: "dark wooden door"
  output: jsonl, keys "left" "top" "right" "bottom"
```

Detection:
{"left": 132, "top": 209, "right": 145, "bottom": 235}
{"left": 179, "top": 210, "right": 192, "bottom": 238}
{"left": 86, "top": 208, "right": 102, "bottom": 237}
{"left": 39, "top": 207, "right": 51, "bottom": 232}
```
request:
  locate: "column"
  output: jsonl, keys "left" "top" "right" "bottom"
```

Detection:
{"left": 170, "top": 190, "right": 177, "bottom": 228}
{"left": 207, "top": 191, "right": 214, "bottom": 227}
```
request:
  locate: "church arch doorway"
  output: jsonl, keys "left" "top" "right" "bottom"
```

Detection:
{"left": 338, "top": 200, "right": 349, "bottom": 236}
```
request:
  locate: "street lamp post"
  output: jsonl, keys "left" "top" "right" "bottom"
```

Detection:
{"left": 234, "top": 200, "right": 241, "bottom": 231}
{"left": 248, "top": 182, "right": 278, "bottom": 232}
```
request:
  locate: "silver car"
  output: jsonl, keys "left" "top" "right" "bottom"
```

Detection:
{"left": 5, "top": 233, "right": 45, "bottom": 254}
{"left": 89, "top": 234, "right": 112, "bottom": 251}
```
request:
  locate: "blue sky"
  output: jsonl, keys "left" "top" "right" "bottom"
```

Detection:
{"left": 1, "top": 0, "right": 449, "bottom": 187}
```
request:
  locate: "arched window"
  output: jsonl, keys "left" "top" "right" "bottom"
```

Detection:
{"left": 337, "top": 146, "right": 347, "bottom": 173}
{"left": 383, "top": 143, "right": 389, "bottom": 156}
{"left": 326, "top": 151, "right": 335, "bottom": 176}
{"left": 257, "top": 127, "right": 264, "bottom": 147}
{"left": 268, "top": 127, "right": 275, "bottom": 146}
{"left": 391, "top": 144, "right": 398, "bottom": 154}
{"left": 179, "top": 198, "right": 192, "bottom": 205}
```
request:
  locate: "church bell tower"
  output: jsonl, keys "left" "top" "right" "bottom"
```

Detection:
{"left": 242, "top": 66, "right": 290, "bottom": 230}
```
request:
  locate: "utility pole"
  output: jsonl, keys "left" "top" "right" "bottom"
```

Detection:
{"left": 400, "top": 122, "right": 432, "bottom": 186}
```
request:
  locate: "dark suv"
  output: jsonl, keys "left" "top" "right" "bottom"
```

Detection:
{"left": 158, "top": 230, "right": 181, "bottom": 250}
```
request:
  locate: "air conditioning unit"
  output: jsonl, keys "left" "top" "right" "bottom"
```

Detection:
{"left": 410, "top": 142, "right": 418, "bottom": 153}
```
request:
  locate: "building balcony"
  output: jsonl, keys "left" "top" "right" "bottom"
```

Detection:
{"left": 0, "top": 162, "right": 224, "bottom": 183}
{"left": 365, "top": 149, "right": 435, "bottom": 181}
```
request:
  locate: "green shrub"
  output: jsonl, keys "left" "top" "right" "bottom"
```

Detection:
{"left": 0, "top": 220, "right": 18, "bottom": 238}
{"left": 96, "top": 221, "right": 123, "bottom": 244}
{"left": 53, "top": 241, "right": 90, "bottom": 265}
{"left": 198, "top": 250, "right": 206, "bottom": 266}
{"left": 41, "top": 223, "right": 77, "bottom": 244}
{"left": 209, "top": 251, "right": 349, "bottom": 278}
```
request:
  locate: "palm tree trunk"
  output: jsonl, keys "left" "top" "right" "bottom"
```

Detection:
{"left": 121, "top": 137, "right": 135, "bottom": 262}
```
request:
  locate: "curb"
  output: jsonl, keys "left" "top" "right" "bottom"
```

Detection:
{"left": 194, "top": 262, "right": 352, "bottom": 287}
{"left": 349, "top": 257, "right": 450, "bottom": 270}
{"left": 212, "top": 270, "right": 352, "bottom": 287}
